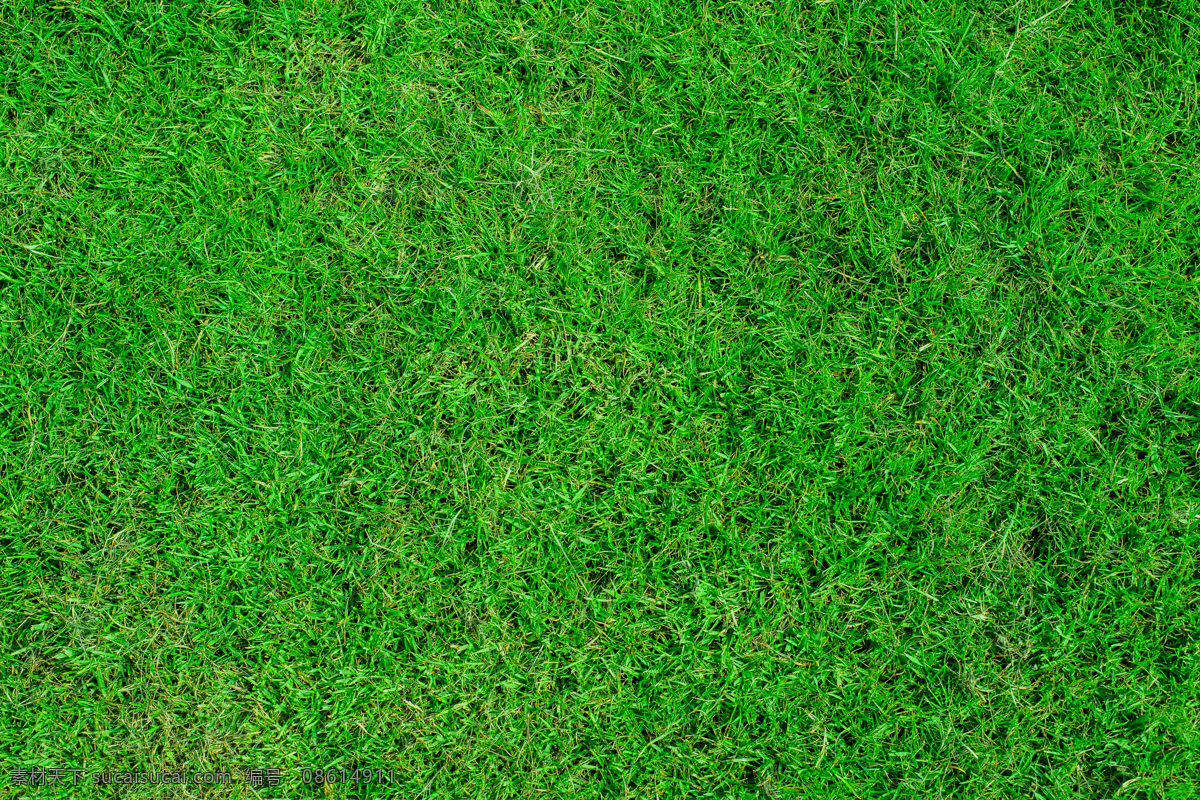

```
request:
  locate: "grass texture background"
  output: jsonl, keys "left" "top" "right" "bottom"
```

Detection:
{"left": 2, "top": 0, "right": 1199, "bottom": 796}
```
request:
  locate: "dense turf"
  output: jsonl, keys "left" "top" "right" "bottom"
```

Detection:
{"left": 2, "top": 0, "right": 1199, "bottom": 797}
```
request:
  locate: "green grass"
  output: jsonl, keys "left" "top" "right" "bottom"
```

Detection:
{"left": 2, "top": 0, "right": 1199, "bottom": 797}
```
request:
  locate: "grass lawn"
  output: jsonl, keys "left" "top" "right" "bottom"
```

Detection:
{"left": 2, "top": 0, "right": 1199, "bottom": 796}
